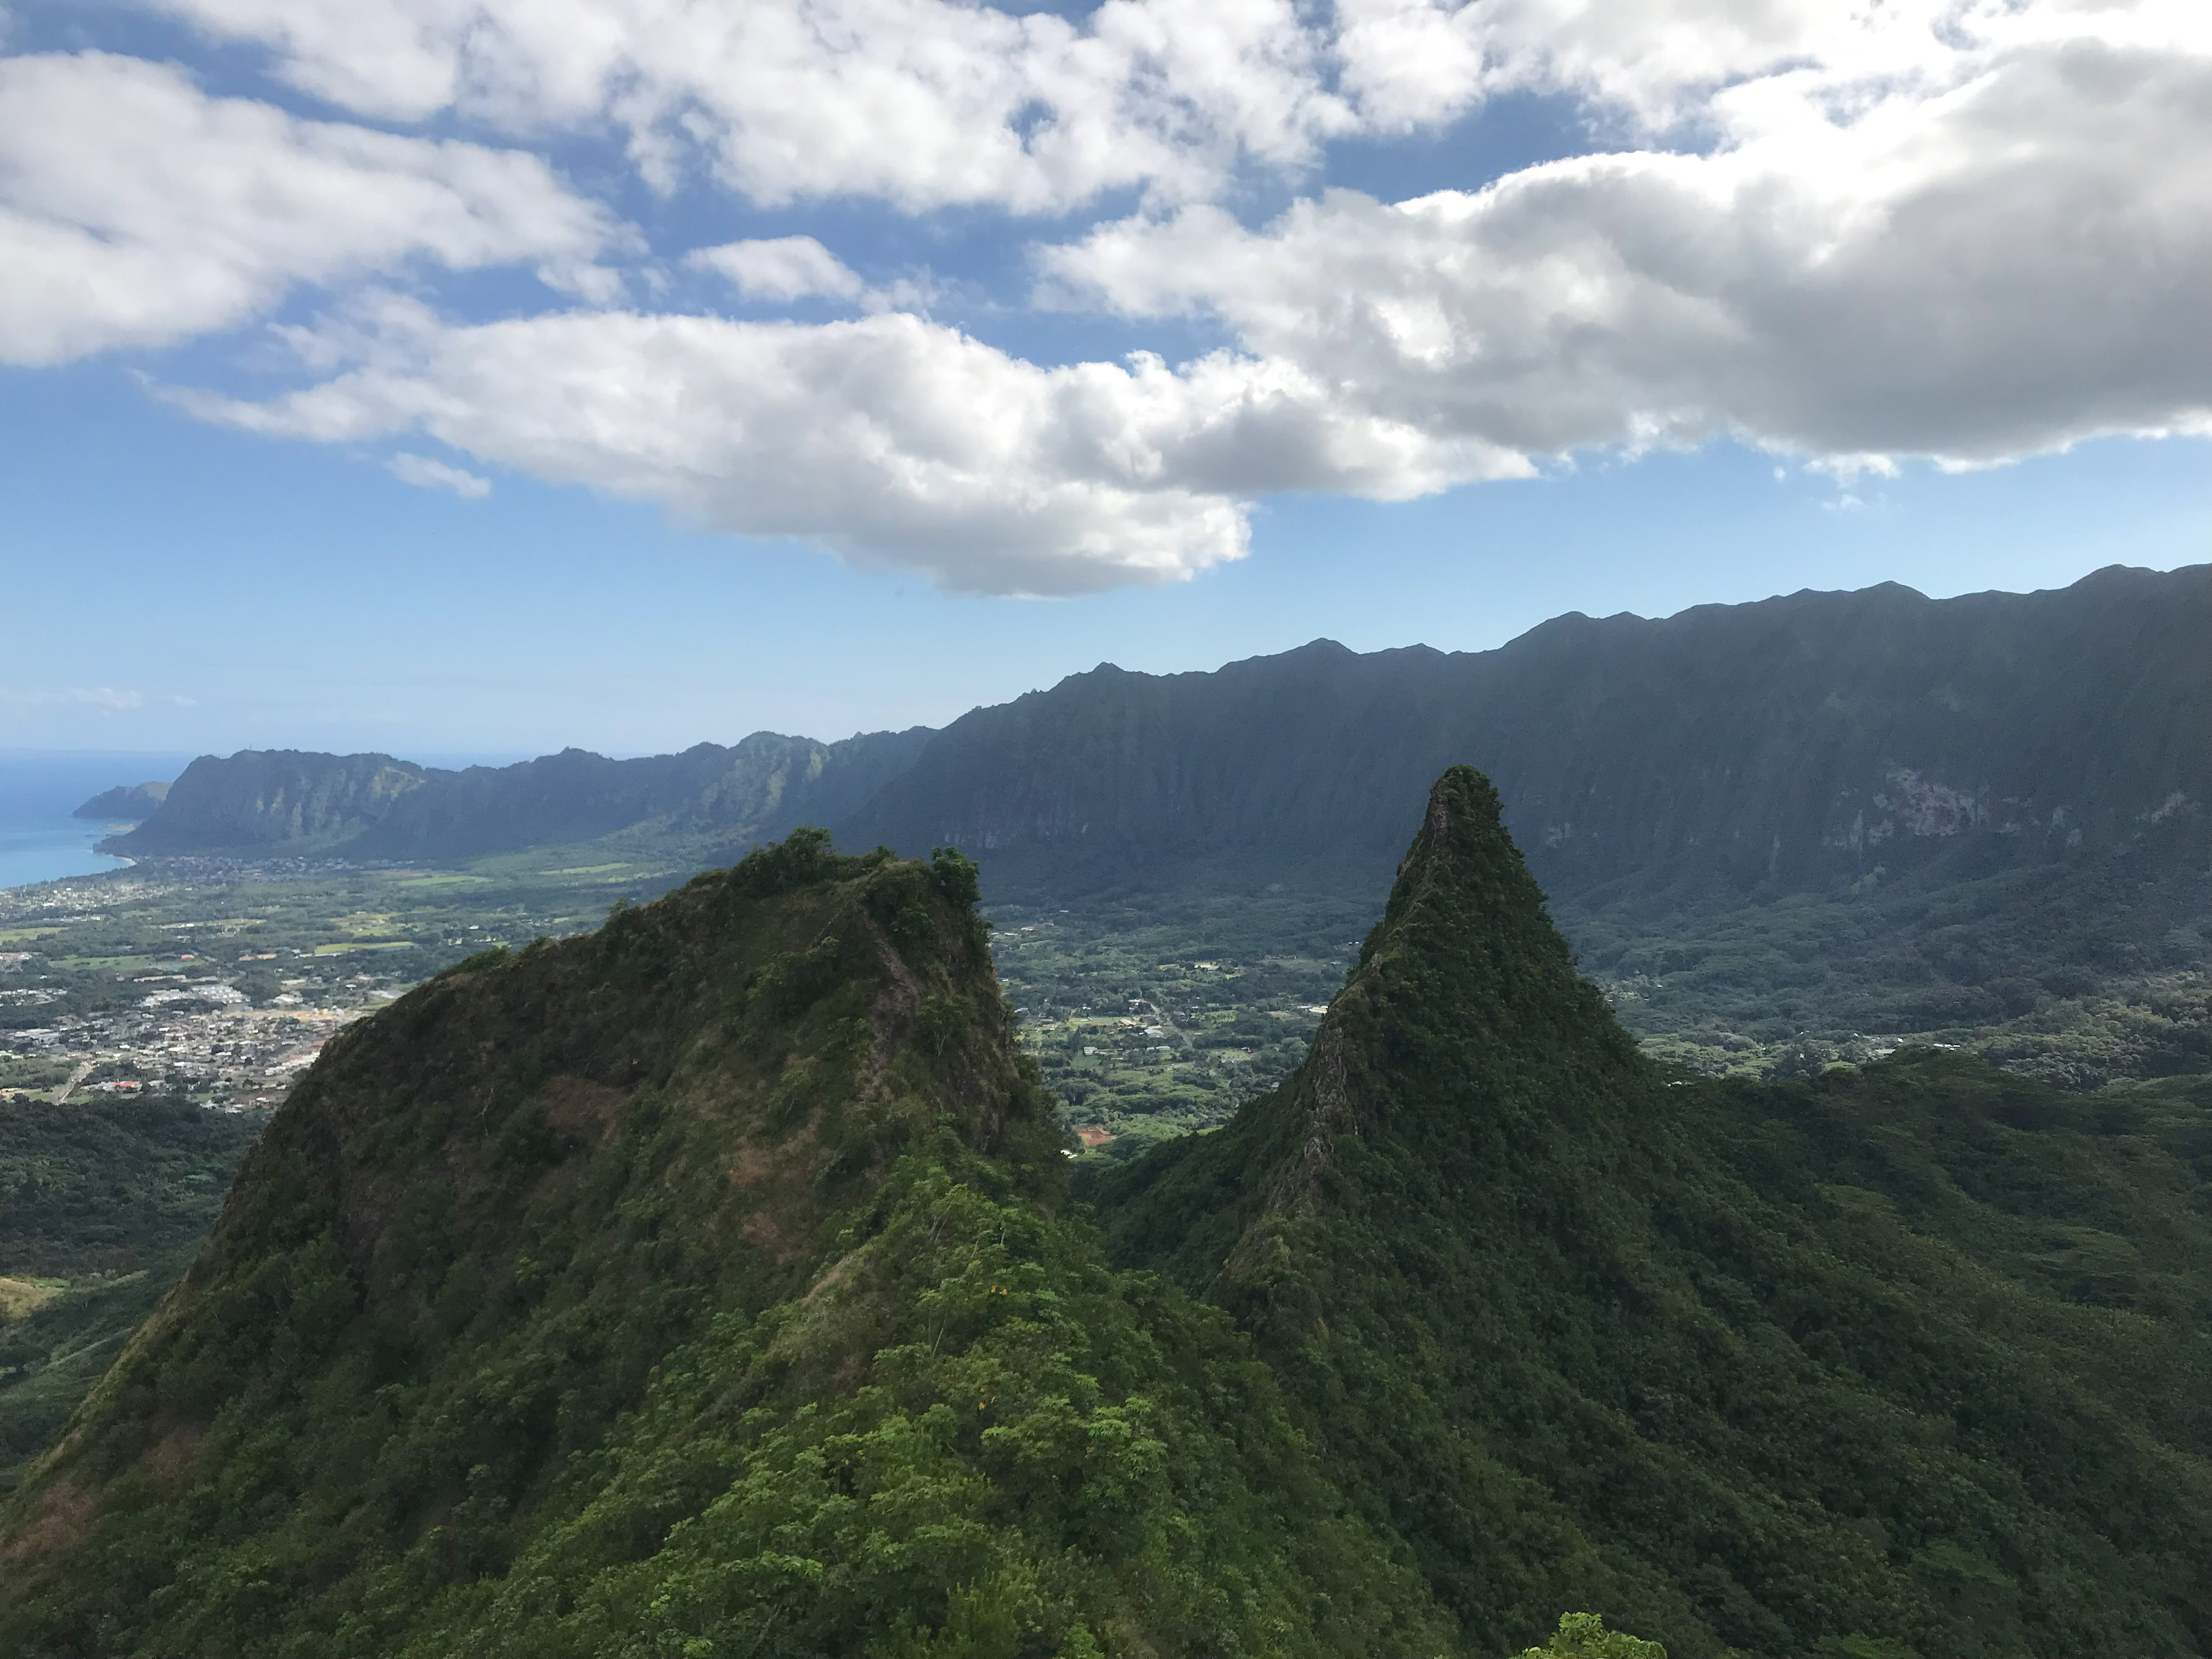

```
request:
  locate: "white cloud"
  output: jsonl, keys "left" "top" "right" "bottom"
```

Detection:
{"left": 131, "top": 0, "right": 2212, "bottom": 239}
{"left": 687, "top": 238, "right": 865, "bottom": 303}
{"left": 1333, "top": 1, "right": 2212, "bottom": 134}
{"left": 15, "top": 0, "right": 2211, "bottom": 592}
{"left": 150, "top": 0, "right": 1356, "bottom": 213}
{"left": 0, "top": 52, "right": 622, "bottom": 366}
{"left": 170, "top": 303, "right": 1518, "bottom": 595}
{"left": 387, "top": 452, "right": 492, "bottom": 496}
{"left": 1043, "top": 20, "right": 2212, "bottom": 469}
{"left": 1331, "top": 0, "right": 1928, "bottom": 132}
{"left": 138, "top": 0, "right": 2075, "bottom": 215}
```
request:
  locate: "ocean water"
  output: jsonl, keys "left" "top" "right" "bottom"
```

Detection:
{"left": 0, "top": 752, "right": 193, "bottom": 891}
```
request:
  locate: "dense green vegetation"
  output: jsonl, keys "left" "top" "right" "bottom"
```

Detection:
{"left": 0, "top": 1099, "right": 263, "bottom": 1277}
{"left": 5, "top": 770, "right": 2209, "bottom": 1655}
{"left": 0, "top": 1101, "right": 264, "bottom": 1489}
{"left": 1088, "top": 769, "right": 2212, "bottom": 1656}
{"left": 0, "top": 834, "right": 1454, "bottom": 1657}
{"left": 58, "top": 562, "right": 2205, "bottom": 1110}
{"left": 988, "top": 855, "right": 2210, "bottom": 1144}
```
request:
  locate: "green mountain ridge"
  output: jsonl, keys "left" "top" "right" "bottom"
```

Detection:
{"left": 0, "top": 833, "right": 1449, "bottom": 1657}
{"left": 7, "top": 782, "right": 2212, "bottom": 1655}
{"left": 95, "top": 566, "right": 2211, "bottom": 911}
{"left": 1088, "top": 769, "right": 2212, "bottom": 1655}
{"left": 844, "top": 563, "right": 2212, "bottom": 906}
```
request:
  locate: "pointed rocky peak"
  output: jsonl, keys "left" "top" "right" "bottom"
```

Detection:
{"left": 1256, "top": 768, "right": 1639, "bottom": 1209}
{"left": 1367, "top": 763, "right": 1563, "bottom": 964}
{"left": 1345, "top": 764, "right": 1634, "bottom": 1068}
{"left": 1085, "top": 766, "right": 1652, "bottom": 1288}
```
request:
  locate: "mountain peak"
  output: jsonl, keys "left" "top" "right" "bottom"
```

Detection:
{"left": 0, "top": 831, "right": 1457, "bottom": 1657}
{"left": 1091, "top": 768, "right": 2212, "bottom": 1654}
{"left": 1380, "top": 763, "right": 1514, "bottom": 921}
{"left": 1231, "top": 766, "right": 1639, "bottom": 1237}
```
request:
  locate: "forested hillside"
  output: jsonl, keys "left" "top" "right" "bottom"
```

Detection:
{"left": 1088, "top": 770, "right": 2212, "bottom": 1656}
{"left": 7, "top": 795, "right": 2211, "bottom": 1656}
{"left": 0, "top": 833, "right": 1449, "bottom": 1657}
{"left": 0, "top": 1101, "right": 264, "bottom": 1489}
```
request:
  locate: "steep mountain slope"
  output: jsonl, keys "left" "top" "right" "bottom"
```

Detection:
{"left": 0, "top": 833, "right": 1448, "bottom": 1658}
{"left": 0, "top": 1099, "right": 264, "bottom": 1490}
{"left": 100, "top": 750, "right": 431, "bottom": 855}
{"left": 1089, "top": 768, "right": 2212, "bottom": 1657}
{"left": 93, "top": 566, "right": 2209, "bottom": 906}
{"left": 101, "top": 727, "right": 932, "bottom": 863}
{"left": 849, "top": 563, "right": 2211, "bottom": 904}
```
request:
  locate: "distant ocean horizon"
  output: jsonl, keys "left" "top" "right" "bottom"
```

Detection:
{"left": 0, "top": 752, "right": 194, "bottom": 891}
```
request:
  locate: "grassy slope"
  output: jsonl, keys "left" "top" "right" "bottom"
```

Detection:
{"left": 0, "top": 834, "right": 1448, "bottom": 1659}
{"left": 1088, "top": 768, "right": 2212, "bottom": 1659}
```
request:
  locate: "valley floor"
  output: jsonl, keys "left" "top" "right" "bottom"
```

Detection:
{"left": 4, "top": 842, "right": 2207, "bottom": 1142}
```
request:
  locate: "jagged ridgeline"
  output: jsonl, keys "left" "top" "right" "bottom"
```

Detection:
{"left": 1089, "top": 767, "right": 2212, "bottom": 1657}
{"left": 0, "top": 832, "right": 1449, "bottom": 1658}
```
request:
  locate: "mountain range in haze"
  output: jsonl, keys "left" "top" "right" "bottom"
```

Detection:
{"left": 74, "top": 563, "right": 2212, "bottom": 1087}
{"left": 97, "top": 565, "right": 2210, "bottom": 912}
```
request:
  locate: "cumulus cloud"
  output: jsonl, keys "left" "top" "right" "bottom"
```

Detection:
{"left": 0, "top": 52, "right": 622, "bottom": 365}
{"left": 171, "top": 303, "right": 1519, "bottom": 594}
{"left": 1333, "top": 0, "right": 1928, "bottom": 132}
{"left": 1043, "top": 19, "right": 2212, "bottom": 468}
{"left": 387, "top": 452, "right": 492, "bottom": 496}
{"left": 687, "top": 238, "right": 865, "bottom": 303}
{"left": 146, "top": 0, "right": 2103, "bottom": 213}
{"left": 150, "top": 0, "right": 1356, "bottom": 212}
{"left": 16, "top": 0, "right": 2212, "bottom": 593}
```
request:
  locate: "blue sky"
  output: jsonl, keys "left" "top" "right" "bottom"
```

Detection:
{"left": 3, "top": 0, "right": 2208, "bottom": 759}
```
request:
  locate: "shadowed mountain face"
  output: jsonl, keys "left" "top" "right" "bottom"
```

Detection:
{"left": 0, "top": 834, "right": 1448, "bottom": 1659}
{"left": 90, "top": 567, "right": 2209, "bottom": 914}
{"left": 1088, "top": 768, "right": 2212, "bottom": 1656}
{"left": 99, "top": 729, "right": 933, "bottom": 862}
{"left": 845, "top": 563, "right": 2212, "bottom": 903}
{"left": 70, "top": 781, "right": 168, "bottom": 821}
{"left": 101, "top": 750, "right": 428, "bottom": 853}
